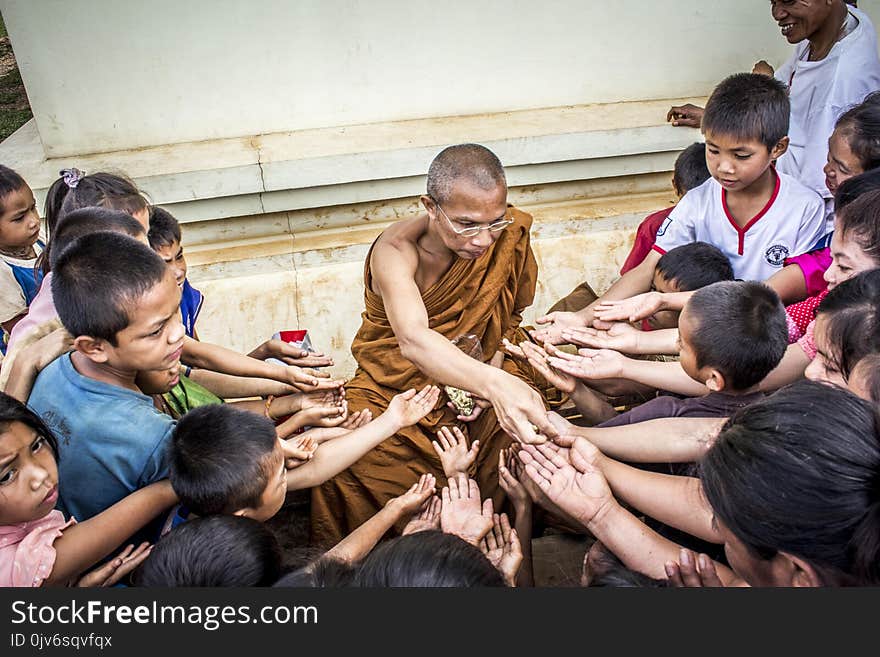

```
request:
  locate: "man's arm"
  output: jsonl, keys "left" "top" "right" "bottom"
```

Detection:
{"left": 373, "top": 240, "right": 555, "bottom": 444}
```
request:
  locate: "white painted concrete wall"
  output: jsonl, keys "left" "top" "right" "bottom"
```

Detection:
{"left": 2, "top": 0, "right": 798, "bottom": 157}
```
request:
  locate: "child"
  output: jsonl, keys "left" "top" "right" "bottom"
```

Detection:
{"left": 619, "top": 142, "right": 711, "bottom": 275}
{"left": 0, "top": 392, "right": 177, "bottom": 586}
{"left": 849, "top": 353, "right": 880, "bottom": 404}
{"left": 167, "top": 385, "right": 440, "bottom": 523}
{"left": 40, "top": 169, "right": 150, "bottom": 278}
{"left": 27, "top": 232, "right": 184, "bottom": 525}
{"left": 147, "top": 206, "right": 202, "bottom": 339}
{"left": 549, "top": 280, "right": 787, "bottom": 425}
{"left": 0, "top": 166, "right": 44, "bottom": 350}
{"left": 134, "top": 516, "right": 283, "bottom": 587}
{"left": 534, "top": 73, "right": 827, "bottom": 343}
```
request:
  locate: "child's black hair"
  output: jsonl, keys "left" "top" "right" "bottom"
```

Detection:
{"left": 835, "top": 188, "right": 880, "bottom": 266}
{"left": 672, "top": 142, "right": 710, "bottom": 197}
{"left": 585, "top": 548, "right": 669, "bottom": 588}
{"left": 48, "top": 208, "right": 145, "bottom": 272}
{"left": 0, "top": 391, "right": 58, "bottom": 458}
{"left": 169, "top": 405, "right": 278, "bottom": 517}
{"left": 852, "top": 354, "right": 880, "bottom": 405}
{"left": 350, "top": 531, "right": 506, "bottom": 587}
{"left": 701, "top": 73, "right": 790, "bottom": 150}
{"left": 0, "top": 165, "right": 28, "bottom": 214}
{"left": 134, "top": 515, "right": 282, "bottom": 587}
{"left": 42, "top": 170, "right": 148, "bottom": 274}
{"left": 816, "top": 269, "right": 880, "bottom": 382}
{"left": 51, "top": 232, "right": 166, "bottom": 344}
{"left": 702, "top": 380, "right": 880, "bottom": 586}
{"left": 685, "top": 280, "right": 787, "bottom": 390}
{"left": 835, "top": 91, "right": 880, "bottom": 172}
{"left": 147, "top": 206, "right": 182, "bottom": 251}
{"left": 274, "top": 557, "right": 355, "bottom": 588}
{"left": 655, "top": 242, "right": 734, "bottom": 292}
{"left": 834, "top": 167, "right": 880, "bottom": 210}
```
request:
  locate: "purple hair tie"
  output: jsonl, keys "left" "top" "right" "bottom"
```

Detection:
{"left": 60, "top": 167, "right": 85, "bottom": 189}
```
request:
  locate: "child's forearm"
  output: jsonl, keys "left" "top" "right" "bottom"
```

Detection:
{"left": 620, "top": 358, "right": 707, "bottom": 396}
{"left": 586, "top": 502, "right": 734, "bottom": 584}
{"left": 632, "top": 328, "right": 680, "bottom": 355}
{"left": 187, "top": 368, "right": 297, "bottom": 398}
{"left": 578, "top": 417, "right": 725, "bottom": 463}
{"left": 576, "top": 253, "right": 661, "bottom": 324}
{"left": 599, "top": 455, "right": 718, "bottom": 543}
{"left": 759, "top": 343, "right": 810, "bottom": 392}
{"left": 325, "top": 502, "right": 403, "bottom": 563}
{"left": 569, "top": 382, "right": 618, "bottom": 424}
{"left": 2, "top": 358, "right": 39, "bottom": 403}
{"left": 285, "top": 413, "right": 400, "bottom": 490}
{"left": 46, "top": 481, "right": 178, "bottom": 585}
{"left": 513, "top": 505, "right": 534, "bottom": 587}
{"left": 182, "top": 337, "right": 292, "bottom": 385}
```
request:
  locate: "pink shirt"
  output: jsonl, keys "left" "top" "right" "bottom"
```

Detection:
{"left": 0, "top": 509, "right": 75, "bottom": 587}
{"left": 7, "top": 272, "right": 58, "bottom": 353}
{"left": 784, "top": 248, "right": 831, "bottom": 298}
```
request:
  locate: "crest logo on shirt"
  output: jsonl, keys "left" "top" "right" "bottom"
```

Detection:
{"left": 656, "top": 217, "right": 673, "bottom": 237}
{"left": 765, "top": 244, "right": 790, "bottom": 267}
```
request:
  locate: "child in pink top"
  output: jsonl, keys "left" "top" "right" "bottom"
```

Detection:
{"left": 0, "top": 393, "right": 176, "bottom": 586}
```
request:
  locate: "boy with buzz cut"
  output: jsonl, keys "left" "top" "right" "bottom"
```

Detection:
{"left": 549, "top": 281, "right": 788, "bottom": 427}
{"left": 535, "top": 73, "right": 827, "bottom": 342}
{"left": 27, "top": 232, "right": 185, "bottom": 524}
{"left": 147, "top": 206, "right": 202, "bottom": 339}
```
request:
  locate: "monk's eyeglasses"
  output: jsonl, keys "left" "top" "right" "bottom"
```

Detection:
{"left": 431, "top": 198, "right": 513, "bottom": 237}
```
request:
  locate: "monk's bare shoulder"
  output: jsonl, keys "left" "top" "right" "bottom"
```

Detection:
{"left": 370, "top": 215, "right": 428, "bottom": 294}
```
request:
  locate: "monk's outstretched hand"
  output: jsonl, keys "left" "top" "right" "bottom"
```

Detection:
{"left": 485, "top": 372, "right": 556, "bottom": 445}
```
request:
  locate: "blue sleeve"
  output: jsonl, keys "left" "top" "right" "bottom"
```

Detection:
{"left": 137, "top": 421, "right": 175, "bottom": 487}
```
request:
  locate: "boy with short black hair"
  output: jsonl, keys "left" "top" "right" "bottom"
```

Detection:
{"left": 536, "top": 73, "right": 827, "bottom": 341}
{"left": 167, "top": 384, "right": 439, "bottom": 521}
{"left": 27, "top": 232, "right": 184, "bottom": 524}
{"left": 148, "top": 206, "right": 202, "bottom": 339}
{"left": 596, "top": 280, "right": 787, "bottom": 426}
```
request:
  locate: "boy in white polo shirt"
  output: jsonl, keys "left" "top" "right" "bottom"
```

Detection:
{"left": 534, "top": 73, "right": 827, "bottom": 343}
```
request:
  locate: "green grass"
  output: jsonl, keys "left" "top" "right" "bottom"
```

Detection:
{"left": 0, "top": 10, "right": 32, "bottom": 142}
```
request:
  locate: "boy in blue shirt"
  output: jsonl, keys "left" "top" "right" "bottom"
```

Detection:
{"left": 28, "top": 232, "right": 185, "bottom": 523}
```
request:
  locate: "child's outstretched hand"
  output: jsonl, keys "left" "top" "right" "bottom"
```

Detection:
{"left": 250, "top": 339, "right": 335, "bottom": 368}
{"left": 76, "top": 542, "right": 152, "bottom": 587}
{"left": 594, "top": 292, "right": 665, "bottom": 324}
{"left": 519, "top": 440, "right": 614, "bottom": 529}
{"left": 440, "top": 473, "right": 494, "bottom": 546}
{"left": 281, "top": 435, "right": 317, "bottom": 469}
{"left": 498, "top": 447, "right": 531, "bottom": 512}
{"left": 517, "top": 341, "right": 577, "bottom": 394}
{"left": 546, "top": 347, "right": 626, "bottom": 381}
{"left": 297, "top": 399, "right": 349, "bottom": 428}
{"left": 665, "top": 549, "right": 725, "bottom": 588}
{"left": 561, "top": 322, "right": 643, "bottom": 354}
{"left": 402, "top": 495, "right": 442, "bottom": 535}
{"left": 530, "top": 311, "right": 586, "bottom": 345}
{"left": 480, "top": 513, "right": 522, "bottom": 587}
{"left": 341, "top": 408, "right": 372, "bottom": 429}
{"left": 386, "top": 473, "right": 437, "bottom": 519}
{"left": 431, "top": 426, "right": 479, "bottom": 479}
{"left": 285, "top": 365, "right": 346, "bottom": 392}
{"left": 386, "top": 385, "right": 441, "bottom": 429}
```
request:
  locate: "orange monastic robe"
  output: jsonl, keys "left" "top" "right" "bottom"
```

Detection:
{"left": 310, "top": 207, "right": 544, "bottom": 546}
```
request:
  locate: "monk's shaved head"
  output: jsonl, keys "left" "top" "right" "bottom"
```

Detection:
{"left": 426, "top": 144, "right": 507, "bottom": 204}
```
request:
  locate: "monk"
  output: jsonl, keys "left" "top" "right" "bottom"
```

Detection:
{"left": 311, "top": 143, "right": 558, "bottom": 546}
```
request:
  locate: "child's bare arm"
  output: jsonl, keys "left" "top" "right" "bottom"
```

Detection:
{"left": 765, "top": 263, "right": 809, "bottom": 305}
{"left": 759, "top": 343, "right": 811, "bottom": 392}
{"left": 325, "top": 474, "right": 436, "bottom": 563}
{"left": 548, "top": 412, "right": 724, "bottom": 463}
{"left": 46, "top": 481, "right": 178, "bottom": 585}
{"left": 285, "top": 386, "right": 440, "bottom": 490}
{"left": 596, "top": 448, "right": 719, "bottom": 542}
{"left": 186, "top": 369, "right": 298, "bottom": 398}
{"left": 182, "top": 336, "right": 344, "bottom": 392}
{"left": 563, "top": 324, "right": 680, "bottom": 356}
{"left": 532, "top": 251, "right": 661, "bottom": 344}
{"left": 2, "top": 328, "right": 73, "bottom": 403}
{"left": 593, "top": 290, "right": 692, "bottom": 325}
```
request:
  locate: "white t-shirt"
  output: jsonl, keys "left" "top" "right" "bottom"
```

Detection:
{"left": 775, "top": 6, "right": 880, "bottom": 198}
{"left": 653, "top": 171, "right": 826, "bottom": 282}
{"left": 0, "top": 243, "right": 43, "bottom": 324}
